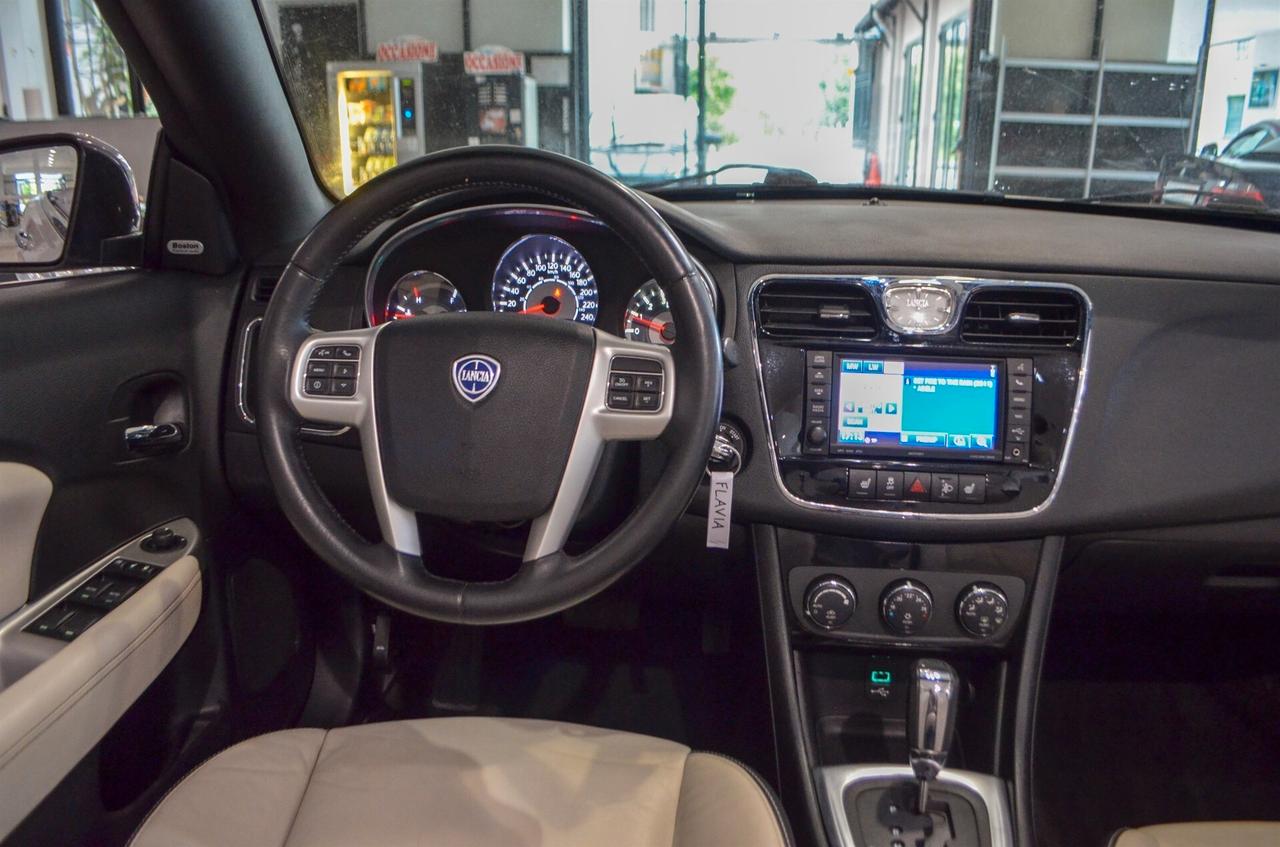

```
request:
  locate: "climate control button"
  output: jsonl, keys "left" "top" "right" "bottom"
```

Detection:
{"left": 880, "top": 580, "right": 933, "bottom": 636}
{"left": 804, "top": 577, "right": 857, "bottom": 629}
{"left": 956, "top": 583, "right": 1010, "bottom": 638}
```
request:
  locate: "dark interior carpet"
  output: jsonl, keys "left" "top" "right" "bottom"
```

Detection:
{"left": 1034, "top": 613, "right": 1280, "bottom": 847}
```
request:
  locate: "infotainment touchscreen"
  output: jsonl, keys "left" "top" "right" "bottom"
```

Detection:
{"left": 831, "top": 357, "right": 1001, "bottom": 458}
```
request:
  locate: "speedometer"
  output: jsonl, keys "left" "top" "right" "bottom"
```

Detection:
{"left": 491, "top": 234, "right": 598, "bottom": 325}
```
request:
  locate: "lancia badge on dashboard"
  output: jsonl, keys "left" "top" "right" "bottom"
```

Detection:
{"left": 452, "top": 355, "right": 501, "bottom": 403}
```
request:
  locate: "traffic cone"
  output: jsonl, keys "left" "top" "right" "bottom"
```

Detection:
{"left": 865, "top": 152, "right": 882, "bottom": 186}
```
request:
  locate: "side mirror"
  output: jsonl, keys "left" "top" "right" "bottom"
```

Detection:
{"left": 1199, "top": 142, "right": 1219, "bottom": 159}
{"left": 0, "top": 133, "right": 141, "bottom": 270}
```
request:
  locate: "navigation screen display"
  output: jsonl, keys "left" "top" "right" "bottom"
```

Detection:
{"left": 832, "top": 357, "right": 1001, "bottom": 457}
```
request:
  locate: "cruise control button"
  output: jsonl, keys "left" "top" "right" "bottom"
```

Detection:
{"left": 606, "top": 391, "right": 633, "bottom": 410}
{"left": 609, "top": 373, "right": 635, "bottom": 390}
{"left": 904, "top": 472, "right": 932, "bottom": 501}
{"left": 959, "top": 475, "right": 987, "bottom": 504}
{"left": 932, "top": 474, "right": 959, "bottom": 502}
{"left": 876, "top": 471, "right": 903, "bottom": 500}
{"left": 636, "top": 375, "right": 662, "bottom": 393}
{"left": 848, "top": 469, "right": 876, "bottom": 499}
{"left": 634, "top": 392, "right": 660, "bottom": 411}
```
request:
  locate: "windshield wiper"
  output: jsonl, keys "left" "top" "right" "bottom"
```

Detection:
{"left": 633, "top": 163, "right": 820, "bottom": 191}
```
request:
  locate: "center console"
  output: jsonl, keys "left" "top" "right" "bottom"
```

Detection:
{"left": 748, "top": 275, "right": 1084, "bottom": 847}
{"left": 752, "top": 275, "right": 1087, "bottom": 517}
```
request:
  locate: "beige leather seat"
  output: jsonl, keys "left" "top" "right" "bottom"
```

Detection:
{"left": 1110, "top": 822, "right": 1280, "bottom": 847}
{"left": 130, "top": 717, "right": 791, "bottom": 847}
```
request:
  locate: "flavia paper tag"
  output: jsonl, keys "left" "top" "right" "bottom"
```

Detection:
{"left": 706, "top": 471, "right": 733, "bottom": 549}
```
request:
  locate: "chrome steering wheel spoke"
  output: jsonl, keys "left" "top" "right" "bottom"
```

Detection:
{"left": 523, "top": 331, "right": 675, "bottom": 562}
{"left": 289, "top": 326, "right": 421, "bottom": 557}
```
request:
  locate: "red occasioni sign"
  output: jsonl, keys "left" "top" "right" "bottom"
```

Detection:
{"left": 376, "top": 38, "right": 439, "bottom": 63}
{"left": 463, "top": 48, "right": 526, "bottom": 75}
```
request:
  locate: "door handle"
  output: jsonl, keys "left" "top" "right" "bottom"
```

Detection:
{"left": 124, "top": 422, "right": 185, "bottom": 454}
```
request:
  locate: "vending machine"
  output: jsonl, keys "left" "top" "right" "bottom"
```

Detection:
{"left": 327, "top": 61, "right": 425, "bottom": 194}
{"left": 421, "top": 52, "right": 539, "bottom": 152}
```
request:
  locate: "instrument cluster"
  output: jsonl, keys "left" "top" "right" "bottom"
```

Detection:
{"left": 365, "top": 205, "right": 707, "bottom": 347}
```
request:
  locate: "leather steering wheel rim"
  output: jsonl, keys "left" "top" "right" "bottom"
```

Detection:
{"left": 257, "top": 147, "right": 722, "bottom": 624}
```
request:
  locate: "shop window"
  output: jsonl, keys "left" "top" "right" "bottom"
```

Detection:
{"left": 1224, "top": 95, "right": 1245, "bottom": 137}
{"left": 932, "top": 16, "right": 967, "bottom": 190}
{"left": 1249, "top": 68, "right": 1277, "bottom": 109}
{"left": 899, "top": 41, "right": 922, "bottom": 185}
{"left": 56, "top": 0, "right": 154, "bottom": 118}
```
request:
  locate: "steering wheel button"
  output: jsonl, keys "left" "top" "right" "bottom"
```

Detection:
{"left": 312, "top": 346, "right": 337, "bottom": 359}
{"left": 331, "top": 379, "right": 357, "bottom": 397}
{"left": 610, "top": 355, "right": 662, "bottom": 374}
{"left": 636, "top": 374, "right": 662, "bottom": 392}
{"left": 607, "top": 391, "right": 633, "bottom": 410}
{"left": 333, "top": 362, "right": 357, "bottom": 379}
{"left": 305, "top": 377, "right": 331, "bottom": 396}
{"left": 335, "top": 346, "right": 361, "bottom": 360}
{"left": 634, "top": 392, "right": 660, "bottom": 411}
{"left": 609, "top": 373, "right": 635, "bottom": 390}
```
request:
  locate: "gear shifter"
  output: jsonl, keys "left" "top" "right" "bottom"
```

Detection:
{"left": 908, "top": 658, "right": 959, "bottom": 813}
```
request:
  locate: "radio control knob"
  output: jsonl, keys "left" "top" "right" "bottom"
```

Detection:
{"left": 956, "top": 583, "right": 1010, "bottom": 638}
{"left": 804, "top": 577, "right": 857, "bottom": 629}
{"left": 806, "top": 424, "right": 828, "bottom": 446}
{"left": 880, "top": 580, "right": 933, "bottom": 636}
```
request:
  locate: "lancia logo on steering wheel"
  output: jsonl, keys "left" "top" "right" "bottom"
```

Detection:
{"left": 452, "top": 355, "right": 501, "bottom": 404}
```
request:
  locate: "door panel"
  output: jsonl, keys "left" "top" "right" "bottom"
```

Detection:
{"left": 0, "top": 267, "right": 240, "bottom": 842}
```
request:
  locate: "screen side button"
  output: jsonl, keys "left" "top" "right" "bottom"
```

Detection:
{"left": 807, "top": 351, "right": 832, "bottom": 368}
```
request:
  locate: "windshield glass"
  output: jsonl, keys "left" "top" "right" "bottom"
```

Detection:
{"left": 259, "top": 0, "right": 1280, "bottom": 216}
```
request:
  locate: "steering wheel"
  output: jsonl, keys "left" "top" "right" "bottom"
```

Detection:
{"left": 257, "top": 147, "right": 722, "bottom": 624}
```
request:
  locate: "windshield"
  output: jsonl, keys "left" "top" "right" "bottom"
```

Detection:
{"left": 260, "top": 0, "right": 1280, "bottom": 216}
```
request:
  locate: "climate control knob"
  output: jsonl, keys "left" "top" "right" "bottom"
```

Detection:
{"left": 804, "top": 577, "right": 857, "bottom": 629}
{"left": 956, "top": 583, "right": 1010, "bottom": 638}
{"left": 880, "top": 580, "right": 933, "bottom": 636}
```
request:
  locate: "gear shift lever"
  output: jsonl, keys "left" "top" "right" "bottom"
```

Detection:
{"left": 908, "top": 658, "right": 958, "bottom": 814}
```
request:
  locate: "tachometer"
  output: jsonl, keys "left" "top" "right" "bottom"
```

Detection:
{"left": 624, "top": 280, "right": 676, "bottom": 345}
{"left": 491, "top": 234, "right": 598, "bottom": 325}
{"left": 385, "top": 271, "right": 466, "bottom": 322}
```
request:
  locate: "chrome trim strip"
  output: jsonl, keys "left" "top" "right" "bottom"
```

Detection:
{"left": 237, "top": 316, "right": 350, "bottom": 438}
{"left": 362, "top": 202, "right": 719, "bottom": 328}
{"left": 816, "top": 765, "right": 1014, "bottom": 847}
{"left": 747, "top": 274, "right": 1093, "bottom": 521}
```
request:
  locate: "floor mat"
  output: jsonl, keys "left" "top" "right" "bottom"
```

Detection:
{"left": 1034, "top": 614, "right": 1280, "bottom": 847}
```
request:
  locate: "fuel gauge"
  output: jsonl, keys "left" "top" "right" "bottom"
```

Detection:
{"left": 385, "top": 271, "right": 466, "bottom": 322}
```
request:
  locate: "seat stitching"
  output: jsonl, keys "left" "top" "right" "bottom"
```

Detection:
{"left": 280, "top": 728, "right": 330, "bottom": 847}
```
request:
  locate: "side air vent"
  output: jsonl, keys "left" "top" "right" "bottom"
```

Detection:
{"left": 961, "top": 287, "right": 1083, "bottom": 346}
{"left": 756, "top": 279, "right": 879, "bottom": 340}
{"left": 251, "top": 273, "right": 281, "bottom": 303}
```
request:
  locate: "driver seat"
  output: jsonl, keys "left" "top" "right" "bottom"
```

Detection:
{"left": 129, "top": 717, "right": 792, "bottom": 847}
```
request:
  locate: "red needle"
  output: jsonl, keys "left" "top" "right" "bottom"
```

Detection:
{"left": 628, "top": 312, "right": 668, "bottom": 332}
{"left": 520, "top": 303, "right": 547, "bottom": 315}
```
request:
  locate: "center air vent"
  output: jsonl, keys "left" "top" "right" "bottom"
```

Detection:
{"left": 756, "top": 279, "right": 879, "bottom": 340}
{"left": 961, "top": 287, "right": 1082, "bottom": 346}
